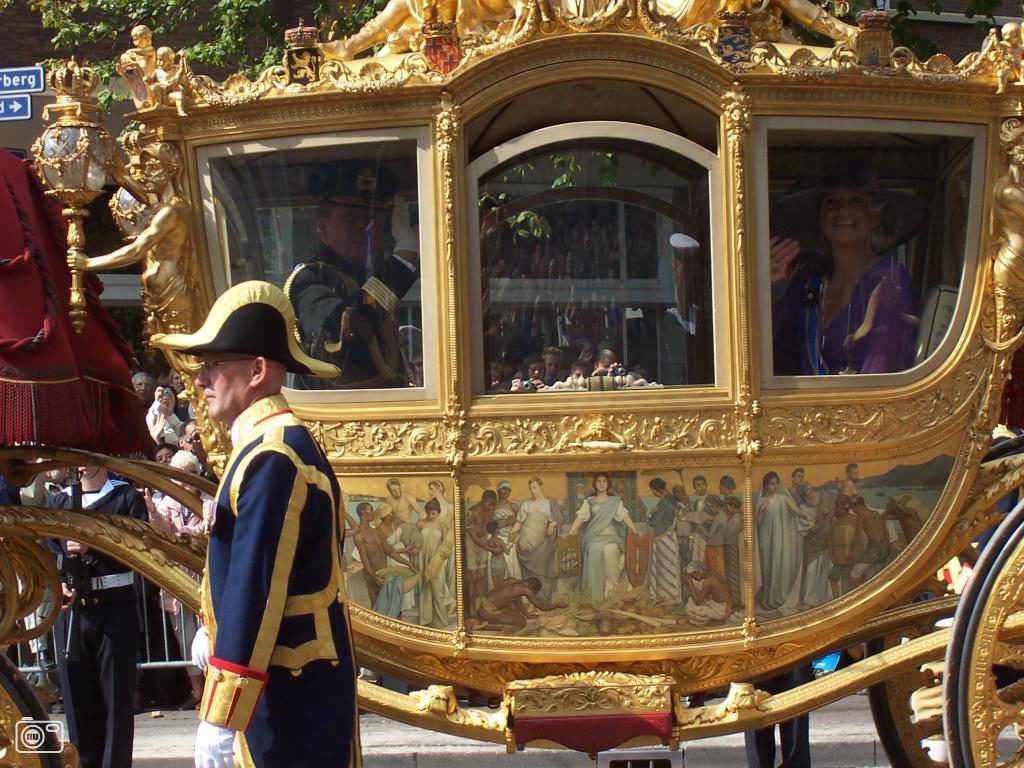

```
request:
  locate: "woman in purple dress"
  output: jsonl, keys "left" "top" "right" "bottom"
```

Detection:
{"left": 771, "top": 168, "right": 920, "bottom": 375}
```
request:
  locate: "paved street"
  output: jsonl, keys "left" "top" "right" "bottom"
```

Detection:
{"left": 107, "top": 691, "right": 891, "bottom": 767}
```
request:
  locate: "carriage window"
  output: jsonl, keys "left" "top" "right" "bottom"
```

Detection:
{"left": 199, "top": 134, "right": 431, "bottom": 395}
{"left": 764, "top": 124, "right": 981, "bottom": 380}
{"left": 474, "top": 138, "right": 715, "bottom": 394}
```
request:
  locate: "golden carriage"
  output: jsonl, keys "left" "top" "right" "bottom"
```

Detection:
{"left": 5, "top": 0, "right": 1024, "bottom": 764}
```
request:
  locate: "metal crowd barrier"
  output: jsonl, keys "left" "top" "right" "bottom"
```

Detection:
{"left": 14, "top": 575, "right": 199, "bottom": 674}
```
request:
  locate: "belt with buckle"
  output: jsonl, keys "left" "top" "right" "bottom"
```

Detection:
{"left": 90, "top": 572, "right": 134, "bottom": 590}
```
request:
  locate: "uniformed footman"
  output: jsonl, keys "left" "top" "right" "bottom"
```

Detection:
{"left": 151, "top": 281, "right": 359, "bottom": 768}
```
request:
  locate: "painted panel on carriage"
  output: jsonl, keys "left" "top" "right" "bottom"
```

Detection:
{"left": 752, "top": 448, "right": 955, "bottom": 621}
{"left": 462, "top": 470, "right": 749, "bottom": 637}
{"left": 340, "top": 476, "right": 457, "bottom": 629}
{"left": 334, "top": 451, "right": 953, "bottom": 634}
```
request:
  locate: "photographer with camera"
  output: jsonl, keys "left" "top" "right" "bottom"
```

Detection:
{"left": 50, "top": 465, "right": 148, "bottom": 768}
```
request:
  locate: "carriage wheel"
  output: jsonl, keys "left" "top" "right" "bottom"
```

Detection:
{"left": 946, "top": 497, "right": 1024, "bottom": 768}
{"left": 0, "top": 651, "right": 70, "bottom": 767}
{"left": 869, "top": 618, "right": 952, "bottom": 768}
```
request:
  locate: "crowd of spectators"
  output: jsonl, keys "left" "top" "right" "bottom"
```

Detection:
{"left": 10, "top": 365, "right": 213, "bottom": 720}
{"left": 488, "top": 342, "right": 658, "bottom": 394}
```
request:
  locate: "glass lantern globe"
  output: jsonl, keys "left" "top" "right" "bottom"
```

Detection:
{"left": 36, "top": 122, "right": 114, "bottom": 196}
{"left": 109, "top": 184, "right": 154, "bottom": 240}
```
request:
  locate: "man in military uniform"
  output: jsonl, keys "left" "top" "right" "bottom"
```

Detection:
{"left": 51, "top": 465, "right": 148, "bottom": 768}
{"left": 285, "top": 160, "right": 420, "bottom": 390}
{"left": 151, "top": 281, "right": 359, "bottom": 768}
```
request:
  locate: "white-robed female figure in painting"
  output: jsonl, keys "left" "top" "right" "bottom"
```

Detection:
{"left": 755, "top": 471, "right": 815, "bottom": 615}
{"left": 427, "top": 478, "right": 457, "bottom": 608}
{"left": 509, "top": 477, "right": 560, "bottom": 599}
{"left": 568, "top": 472, "right": 639, "bottom": 606}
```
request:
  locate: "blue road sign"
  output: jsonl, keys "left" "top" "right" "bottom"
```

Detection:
{"left": 0, "top": 66, "right": 44, "bottom": 95}
{"left": 0, "top": 95, "right": 31, "bottom": 122}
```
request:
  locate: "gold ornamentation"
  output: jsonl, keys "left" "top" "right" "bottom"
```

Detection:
{"left": 71, "top": 140, "right": 198, "bottom": 339}
{"left": 987, "top": 118, "right": 1024, "bottom": 352}
{"left": 0, "top": 506, "right": 201, "bottom": 613}
{"left": 0, "top": 538, "right": 62, "bottom": 646}
{"left": 735, "top": 398, "right": 762, "bottom": 459}
{"left": 854, "top": 9, "right": 892, "bottom": 67}
{"left": 958, "top": 22, "right": 1024, "bottom": 94}
{"left": 563, "top": 417, "right": 631, "bottom": 451}
{"left": 320, "top": 0, "right": 857, "bottom": 70}
{"left": 761, "top": 338, "right": 989, "bottom": 447}
{"left": 467, "top": 411, "right": 732, "bottom": 456}
{"left": 311, "top": 419, "right": 445, "bottom": 458}
{"left": 676, "top": 681, "right": 768, "bottom": 726}
{"left": 748, "top": 42, "right": 858, "bottom": 73}
{"left": 506, "top": 672, "right": 673, "bottom": 716}
{"left": 31, "top": 60, "right": 137, "bottom": 333}
{"left": 672, "top": 627, "right": 952, "bottom": 740}
{"left": 358, "top": 679, "right": 507, "bottom": 741}
{"left": 435, "top": 96, "right": 469, "bottom": 478}
{"left": 409, "top": 684, "right": 509, "bottom": 731}
{"left": 871, "top": 629, "right": 946, "bottom": 768}
{"left": 959, "top": 534, "right": 1024, "bottom": 765}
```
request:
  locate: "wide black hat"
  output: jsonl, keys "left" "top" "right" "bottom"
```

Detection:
{"left": 771, "top": 161, "right": 926, "bottom": 256}
{"left": 150, "top": 281, "right": 338, "bottom": 378}
{"left": 309, "top": 159, "right": 398, "bottom": 208}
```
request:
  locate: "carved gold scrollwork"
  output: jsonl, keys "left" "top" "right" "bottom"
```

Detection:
{"left": 676, "top": 681, "right": 768, "bottom": 727}
{"left": 957, "top": 550, "right": 1024, "bottom": 766}
{"left": 761, "top": 338, "right": 989, "bottom": 447}
{"left": 0, "top": 538, "right": 62, "bottom": 647}
{"left": 435, "top": 95, "right": 469, "bottom": 478}
{"left": 466, "top": 411, "right": 733, "bottom": 456}
{"left": 506, "top": 671, "right": 674, "bottom": 716}
{"left": 0, "top": 507, "right": 201, "bottom": 614}
{"left": 312, "top": 419, "right": 446, "bottom": 459}
{"left": 358, "top": 679, "right": 508, "bottom": 742}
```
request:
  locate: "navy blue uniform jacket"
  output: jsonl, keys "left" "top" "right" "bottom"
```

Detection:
{"left": 199, "top": 394, "right": 359, "bottom": 768}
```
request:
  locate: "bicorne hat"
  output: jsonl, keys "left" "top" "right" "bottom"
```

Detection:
{"left": 771, "top": 161, "right": 926, "bottom": 257}
{"left": 150, "top": 281, "right": 338, "bottom": 378}
{"left": 309, "top": 159, "right": 398, "bottom": 209}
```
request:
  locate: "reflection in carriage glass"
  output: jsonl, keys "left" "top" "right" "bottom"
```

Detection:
{"left": 201, "top": 138, "right": 424, "bottom": 391}
{"left": 476, "top": 139, "right": 715, "bottom": 394}
{"left": 767, "top": 129, "right": 976, "bottom": 378}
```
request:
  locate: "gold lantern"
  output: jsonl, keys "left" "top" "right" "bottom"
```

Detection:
{"left": 31, "top": 60, "right": 124, "bottom": 332}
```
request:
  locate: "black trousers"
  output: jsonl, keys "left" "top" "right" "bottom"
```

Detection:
{"left": 56, "top": 589, "right": 138, "bottom": 768}
{"left": 743, "top": 664, "right": 814, "bottom": 768}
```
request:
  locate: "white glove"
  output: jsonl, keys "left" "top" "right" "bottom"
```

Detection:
{"left": 194, "top": 720, "right": 235, "bottom": 768}
{"left": 390, "top": 195, "right": 419, "bottom": 255}
{"left": 191, "top": 625, "right": 210, "bottom": 671}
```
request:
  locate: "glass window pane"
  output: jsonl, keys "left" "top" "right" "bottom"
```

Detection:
{"left": 205, "top": 138, "right": 425, "bottom": 391}
{"left": 767, "top": 128, "right": 975, "bottom": 378}
{"left": 477, "top": 139, "right": 715, "bottom": 394}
